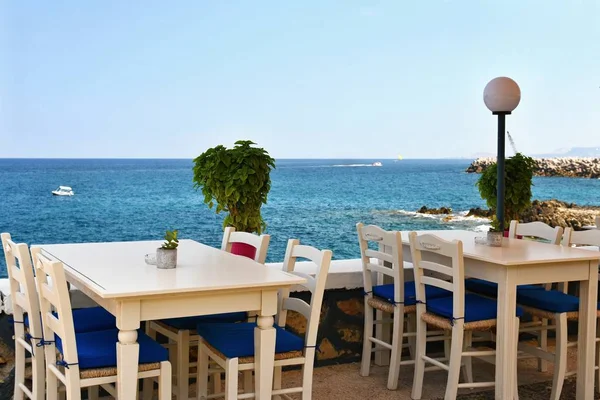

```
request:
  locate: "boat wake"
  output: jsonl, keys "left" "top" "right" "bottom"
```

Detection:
{"left": 331, "top": 163, "right": 375, "bottom": 167}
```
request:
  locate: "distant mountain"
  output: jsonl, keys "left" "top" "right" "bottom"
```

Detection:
{"left": 533, "top": 146, "right": 600, "bottom": 158}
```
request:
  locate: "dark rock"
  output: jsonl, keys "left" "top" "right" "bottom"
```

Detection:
{"left": 417, "top": 206, "right": 452, "bottom": 215}
{"left": 466, "top": 207, "right": 493, "bottom": 218}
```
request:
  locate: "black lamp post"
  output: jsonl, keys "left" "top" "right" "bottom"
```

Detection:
{"left": 483, "top": 77, "right": 521, "bottom": 232}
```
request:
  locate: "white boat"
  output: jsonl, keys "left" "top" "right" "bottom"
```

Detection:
{"left": 52, "top": 186, "right": 74, "bottom": 196}
{"left": 372, "top": 162, "right": 383, "bottom": 167}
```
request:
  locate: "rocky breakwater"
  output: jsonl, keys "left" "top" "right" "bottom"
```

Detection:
{"left": 466, "top": 157, "right": 600, "bottom": 178}
{"left": 416, "top": 201, "right": 599, "bottom": 230}
{"left": 519, "top": 199, "right": 600, "bottom": 230}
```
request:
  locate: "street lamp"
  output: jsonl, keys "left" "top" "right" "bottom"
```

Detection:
{"left": 483, "top": 77, "right": 521, "bottom": 232}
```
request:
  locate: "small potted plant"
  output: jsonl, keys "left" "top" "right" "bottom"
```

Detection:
{"left": 193, "top": 140, "right": 275, "bottom": 259}
{"left": 487, "top": 217, "right": 504, "bottom": 247}
{"left": 156, "top": 230, "right": 179, "bottom": 269}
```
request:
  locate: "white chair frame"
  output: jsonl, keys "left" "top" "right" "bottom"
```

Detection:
{"left": 196, "top": 238, "right": 332, "bottom": 400}
{"left": 1, "top": 233, "right": 45, "bottom": 400}
{"left": 146, "top": 227, "right": 270, "bottom": 400}
{"left": 409, "top": 232, "right": 520, "bottom": 400}
{"left": 519, "top": 227, "right": 600, "bottom": 399}
{"left": 31, "top": 247, "right": 171, "bottom": 400}
{"left": 508, "top": 220, "right": 563, "bottom": 373}
{"left": 358, "top": 223, "right": 449, "bottom": 390}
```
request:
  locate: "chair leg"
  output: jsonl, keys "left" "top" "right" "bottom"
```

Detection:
{"left": 444, "top": 329, "right": 451, "bottom": 361}
{"left": 14, "top": 341, "right": 25, "bottom": 400}
{"left": 462, "top": 330, "right": 473, "bottom": 384}
{"left": 550, "top": 314, "right": 568, "bottom": 400}
{"left": 32, "top": 348, "right": 45, "bottom": 400}
{"left": 411, "top": 313, "right": 428, "bottom": 400}
{"left": 244, "top": 370, "right": 254, "bottom": 394}
{"left": 142, "top": 378, "right": 154, "bottom": 400}
{"left": 46, "top": 368, "right": 59, "bottom": 400}
{"left": 301, "top": 348, "right": 317, "bottom": 400}
{"left": 596, "top": 319, "right": 600, "bottom": 394}
{"left": 538, "top": 318, "right": 548, "bottom": 372}
{"left": 444, "top": 323, "right": 465, "bottom": 400}
{"left": 224, "top": 358, "right": 239, "bottom": 400}
{"left": 387, "top": 309, "right": 404, "bottom": 390}
{"left": 375, "top": 310, "right": 391, "bottom": 366}
{"left": 212, "top": 372, "right": 222, "bottom": 395}
{"left": 269, "top": 368, "right": 278, "bottom": 397}
{"left": 176, "top": 330, "right": 191, "bottom": 400}
{"left": 514, "top": 317, "right": 520, "bottom": 400}
{"left": 360, "top": 301, "right": 374, "bottom": 376}
{"left": 88, "top": 386, "right": 99, "bottom": 400}
{"left": 196, "top": 344, "right": 209, "bottom": 400}
{"left": 407, "top": 313, "right": 417, "bottom": 360}
{"left": 159, "top": 361, "right": 173, "bottom": 400}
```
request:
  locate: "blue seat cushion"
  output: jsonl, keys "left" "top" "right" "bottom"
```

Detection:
{"left": 56, "top": 329, "right": 168, "bottom": 370}
{"left": 71, "top": 307, "right": 116, "bottom": 332}
{"left": 372, "top": 282, "right": 451, "bottom": 306}
{"left": 161, "top": 312, "right": 248, "bottom": 330}
{"left": 24, "top": 307, "right": 115, "bottom": 333}
{"left": 465, "top": 278, "right": 544, "bottom": 298}
{"left": 517, "top": 290, "right": 581, "bottom": 313}
{"left": 195, "top": 322, "right": 304, "bottom": 359}
{"left": 427, "top": 293, "right": 524, "bottom": 322}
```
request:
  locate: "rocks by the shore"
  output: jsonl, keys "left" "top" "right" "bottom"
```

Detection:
{"left": 466, "top": 207, "right": 494, "bottom": 218}
{"left": 417, "top": 206, "right": 452, "bottom": 215}
{"left": 519, "top": 199, "right": 600, "bottom": 230}
{"left": 466, "top": 157, "right": 600, "bottom": 178}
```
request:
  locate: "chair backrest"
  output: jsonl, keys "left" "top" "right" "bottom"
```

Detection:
{"left": 30, "top": 247, "right": 80, "bottom": 380}
{"left": 356, "top": 223, "right": 404, "bottom": 303}
{"left": 276, "top": 239, "right": 332, "bottom": 349}
{"left": 220, "top": 227, "right": 271, "bottom": 264}
{"left": 1, "top": 233, "right": 44, "bottom": 343}
{"left": 562, "top": 227, "right": 600, "bottom": 251}
{"left": 408, "top": 232, "right": 464, "bottom": 320}
{"left": 508, "top": 220, "right": 563, "bottom": 244}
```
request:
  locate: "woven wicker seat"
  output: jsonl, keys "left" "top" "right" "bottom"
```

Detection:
{"left": 367, "top": 297, "right": 416, "bottom": 314}
{"left": 421, "top": 312, "right": 497, "bottom": 332}
{"left": 79, "top": 362, "right": 161, "bottom": 379}
{"left": 203, "top": 341, "right": 303, "bottom": 364}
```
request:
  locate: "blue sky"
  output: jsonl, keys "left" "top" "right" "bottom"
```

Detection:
{"left": 1, "top": 1, "right": 598, "bottom": 159}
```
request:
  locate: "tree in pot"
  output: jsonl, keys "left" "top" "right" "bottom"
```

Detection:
{"left": 477, "top": 152, "right": 536, "bottom": 237}
{"left": 193, "top": 140, "right": 276, "bottom": 258}
{"left": 156, "top": 229, "right": 179, "bottom": 269}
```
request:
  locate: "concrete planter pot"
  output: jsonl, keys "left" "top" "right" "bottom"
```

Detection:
{"left": 487, "top": 231, "right": 503, "bottom": 247}
{"left": 156, "top": 248, "right": 177, "bottom": 269}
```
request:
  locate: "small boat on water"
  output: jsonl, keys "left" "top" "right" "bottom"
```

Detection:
{"left": 52, "top": 186, "right": 74, "bottom": 196}
{"left": 372, "top": 162, "right": 383, "bottom": 167}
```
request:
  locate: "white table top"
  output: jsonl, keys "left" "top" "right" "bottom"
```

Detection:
{"left": 400, "top": 230, "right": 600, "bottom": 266}
{"left": 38, "top": 239, "right": 305, "bottom": 299}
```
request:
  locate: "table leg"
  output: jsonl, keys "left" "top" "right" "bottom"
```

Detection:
{"left": 576, "top": 261, "right": 598, "bottom": 399}
{"left": 495, "top": 270, "right": 517, "bottom": 400}
{"left": 117, "top": 329, "right": 140, "bottom": 399}
{"left": 254, "top": 315, "right": 276, "bottom": 400}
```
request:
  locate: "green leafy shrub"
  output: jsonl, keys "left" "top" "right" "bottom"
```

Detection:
{"left": 161, "top": 230, "right": 179, "bottom": 250}
{"left": 477, "top": 152, "right": 536, "bottom": 230}
{"left": 193, "top": 140, "right": 276, "bottom": 234}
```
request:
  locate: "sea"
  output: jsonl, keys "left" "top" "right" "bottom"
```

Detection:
{"left": 2, "top": 158, "right": 600, "bottom": 278}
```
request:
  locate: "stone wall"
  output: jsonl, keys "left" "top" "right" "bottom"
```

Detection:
{"left": 466, "top": 157, "right": 600, "bottom": 178}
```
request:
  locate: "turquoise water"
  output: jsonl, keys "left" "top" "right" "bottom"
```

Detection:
{"left": 1, "top": 158, "right": 600, "bottom": 277}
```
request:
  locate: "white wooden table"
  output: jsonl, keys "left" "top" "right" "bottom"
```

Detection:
{"left": 399, "top": 230, "right": 600, "bottom": 400}
{"left": 39, "top": 239, "right": 305, "bottom": 400}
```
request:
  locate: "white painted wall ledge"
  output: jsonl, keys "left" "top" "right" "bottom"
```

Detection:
{"left": 0, "top": 258, "right": 414, "bottom": 315}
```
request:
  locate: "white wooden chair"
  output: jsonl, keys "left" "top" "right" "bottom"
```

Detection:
{"left": 465, "top": 220, "right": 563, "bottom": 372}
{"left": 30, "top": 246, "right": 172, "bottom": 400}
{"left": 146, "top": 227, "right": 270, "bottom": 400}
{"left": 1, "top": 233, "right": 118, "bottom": 400}
{"left": 2, "top": 233, "right": 45, "bottom": 400}
{"left": 195, "top": 239, "right": 332, "bottom": 400}
{"left": 409, "top": 232, "right": 522, "bottom": 400}
{"left": 357, "top": 223, "right": 450, "bottom": 390}
{"left": 514, "top": 228, "right": 600, "bottom": 399}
